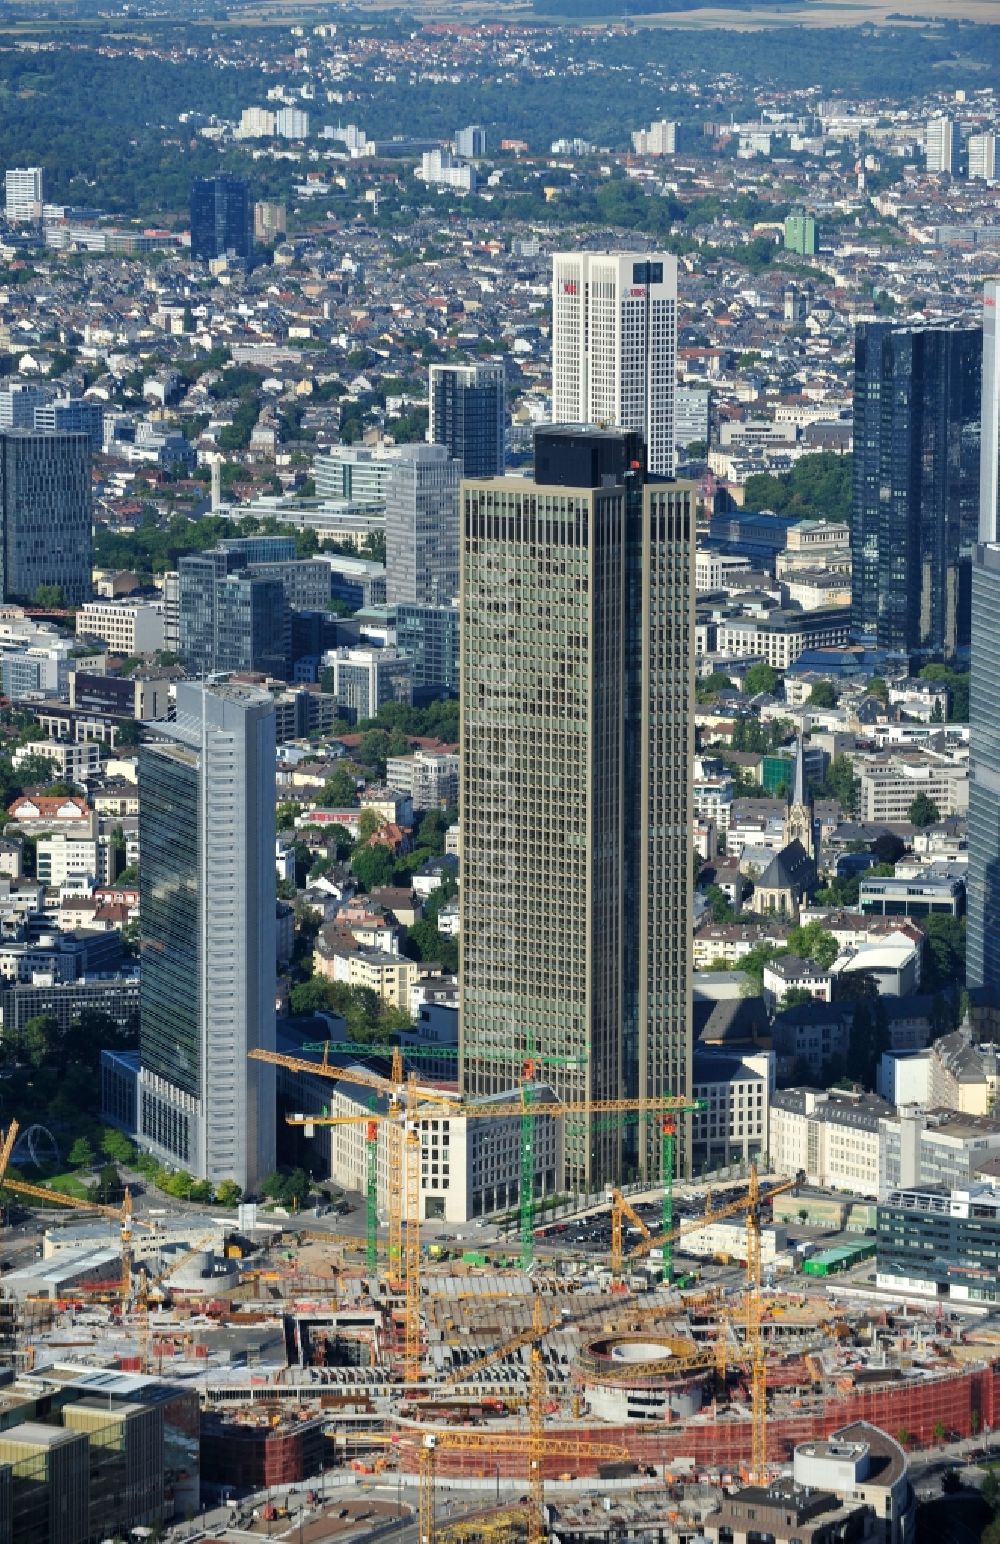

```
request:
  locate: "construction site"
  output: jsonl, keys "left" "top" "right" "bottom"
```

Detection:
{"left": 0, "top": 1052, "right": 998, "bottom": 1542}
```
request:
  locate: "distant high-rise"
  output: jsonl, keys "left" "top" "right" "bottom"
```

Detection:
{"left": 0, "top": 383, "right": 44, "bottom": 430}
{"left": 460, "top": 427, "right": 695, "bottom": 1189}
{"left": 384, "top": 443, "right": 461, "bottom": 607}
{"left": 551, "top": 251, "right": 678, "bottom": 476}
{"left": 969, "top": 280, "right": 1000, "bottom": 992}
{"left": 0, "top": 430, "right": 92, "bottom": 605}
{"left": 851, "top": 322, "right": 981, "bottom": 660}
{"left": 968, "top": 132, "right": 997, "bottom": 183}
{"left": 454, "top": 124, "right": 487, "bottom": 158}
{"left": 429, "top": 362, "right": 505, "bottom": 477}
{"left": 33, "top": 396, "right": 104, "bottom": 449}
{"left": 138, "top": 680, "right": 276, "bottom": 1194}
{"left": 4, "top": 166, "right": 43, "bottom": 222}
{"left": 254, "top": 200, "right": 287, "bottom": 243}
{"left": 925, "top": 116, "right": 957, "bottom": 175}
{"left": 784, "top": 209, "right": 818, "bottom": 255}
{"left": 178, "top": 535, "right": 328, "bottom": 679}
{"left": 190, "top": 175, "right": 253, "bottom": 262}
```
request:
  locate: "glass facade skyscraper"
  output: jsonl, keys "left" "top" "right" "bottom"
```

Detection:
{"left": 0, "top": 430, "right": 92, "bottom": 605}
{"left": 385, "top": 444, "right": 461, "bottom": 608}
{"left": 429, "top": 362, "right": 505, "bottom": 477}
{"left": 459, "top": 427, "right": 694, "bottom": 1190}
{"left": 138, "top": 682, "right": 276, "bottom": 1193}
{"left": 969, "top": 281, "right": 1000, "bottom": 992}
{"left": 189, "top": 175, "right": 253, "bottom": 262}
{"left": 178, "top": 537, "right": 324, "bottom": 679}
{"left": 851, "top": 322, "right": 982, "bottom": 660}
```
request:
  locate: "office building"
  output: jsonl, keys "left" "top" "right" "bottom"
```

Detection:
{"left": 631, "top": 119, "right": 677, "bottom": 156}
{"left": 877, "top": 1183, "right": 1000, "bottom": 1304}
{"left": 674, "top": 386, "right": 711, "bottom": 452}
{"left": 254, "top": 200, "right": 286, "bottom": 242}
{"left": 178, "top": 537, "right": 326, "bottom": 679}
{"left": 0, "top": 430, "right": 92, "bottom": 606}
{"left": 4, "top": 166, "right": 43, "bottom": 222}
{"left": 33, "top": 396, "right": 104, "bottom": 449}
{"left": 784, "top": 208, "right": 818, "bottom": 255}
{"left": 925, "top": 115, "right": 957, "bottom": 175}
{"left": 323, "top": 645, "right": 412, "bottom": 722}
{"left": 138, "top": 681, "right": 276, "bottom": 1193}
{"left": 384, "top": 443, "right": 461, "bottom": 607}
{"left": 460, "top": 427, "right": 695, "bottom": 1188}
{"left": 276, "top": 107, "right": 309, "bottom": 139}
{"left": 454, "top": 124, "right": 487, "bottom": 158}
{"left": 429, "top": 362, "right": 505, "bottom": 477}
{"left": 189, "top": 175, "right": 253, "bottom": 262}
{"left": 851, "top": 322, "right": 981, "bottom": 659}
{"left": 968, "top": 131, "right": 997, "bottom": 182}
{"left": 0, "top": 384, "right": 44, "bottom": 430}
{"left": 417, "top": 150, "right": 477, "bottom": 193}
{"left": 551, "top": 251, "right": 678, "bottom": 476}
{"left": 314, "top": 443, "right": 403, "bottom": 506}
{"left": 968, "top": 280, "right": 1000, "bottom": 992}
{"left": 394, "top": 602, "right": 460, "bottom": 696}
{"left": 75, "top": 598, "right": 165, "bottom": 655}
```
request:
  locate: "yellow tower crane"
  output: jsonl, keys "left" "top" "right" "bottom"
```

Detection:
{"left": 0, "top": 1119, "right": 159, "bottom": 1304}
{"left": 252, "top": 1043, "right": 704, "bottom": 1388}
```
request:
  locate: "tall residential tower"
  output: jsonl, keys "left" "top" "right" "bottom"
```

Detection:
{"left": 459, "top": 427, "right": 695, "bottom": 1188}
{"left": 138, "top": 681, "right": 276, "bottom": 1194}
{"left": 551, "top": 251, "right": 677, "bottom": 476}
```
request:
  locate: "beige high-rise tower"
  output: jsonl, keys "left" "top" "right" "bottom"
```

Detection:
{"left": 459, "top": 426, "right": 694, "bottom": 1190}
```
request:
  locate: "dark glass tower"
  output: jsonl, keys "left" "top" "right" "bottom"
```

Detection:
{"left": 969, "top": 281, "right": 1000, "bottom": 992}
{"left": 190, "top": 175, "right": 253, "bottom": 262}
{"left": 851, "top": 322, "right": 982, "bottom": 661}
{"left": 429, "top": 362, "right": 505, "bottom": 477}
{"left": 0, "top": 430, "right": 92, "bottom": 605}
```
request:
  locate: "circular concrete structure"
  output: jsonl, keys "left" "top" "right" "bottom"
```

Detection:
{"left": 581, "top": 1334, "right": 710, "bottom": 1423}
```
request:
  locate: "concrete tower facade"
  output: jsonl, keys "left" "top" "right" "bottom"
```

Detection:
{"left": 459, "top": 426, "right": 695, "bottom": 1190}
{"left": 551, "top": 251, "right": 678, "bottom": 477}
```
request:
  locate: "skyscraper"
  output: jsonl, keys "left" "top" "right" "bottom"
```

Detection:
{"left": 189, "top": 175, "right": 253, "bottom": 262}
{"left": 429, "top": 362, "right": 505, "bottom": 477}
{"left": 138, "top": 681, "right": 276, "bottom": 1194}
{"left": 384, "top": 443, "right": 461, "bottom": 607}
{"left": 968, "top": 280, "right": 1000, "bottom": 992}
{"left": 460, "top": 427, "right": 695, "bottom": 1189}
{"left": 551, "top": 251, "right": 677, "bottom": 476}
{"left": 178, "top": 535, "right": 328, "bottom": 679}
{"left": 925, "top": 116, "right": 957, "bottom": 175}
{"left": 4, "top": 166, "right": 43, "bottom": 222}
{"left": 968, "top": 132, "right": 997, "bottom": 182}
{"left": 851, "top": 322, "right": 981, "bottom": 660}
{"left": 0, "top": 430, "right": 92, "bottom": 605}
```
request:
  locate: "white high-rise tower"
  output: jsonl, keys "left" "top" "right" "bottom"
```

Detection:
{"left": 551, "top": 251, "right": 678, "bottom": 476}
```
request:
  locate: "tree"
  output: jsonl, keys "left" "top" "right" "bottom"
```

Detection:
{"left": 782, "top": 986, "right": 817, "bottom": 1009}
{"left": 32, "top": 583, "right": 66, "bottom": 608}
{"left": 704, "top": 884, "right": 736, "bottom": 923}
{"left": 22, "top": 1013, "right": 59, "bottom": 1068}
{"left": 322, "top": 767, "right": 358, "bottom": 807}
{"left": 786, "top": 921, "right": 839, "bottom": 971}
{"left": 351, "top": 843, "right": 396, "bottom": 892}
{"left": 867, "top": 676, "right": 889, "bottom": 705}
{"left": 743, "top": 663, "right": 780, "bottom": 697}
{"left": 808, "top": 680, "right": 838, "bottom": 709}
{"left": 68, "top": 1135, "right": 96, "bottom": 1170}
{"left": 922, "top": 915, "right": 967, "bottom": 993}
{"left": 908, "top": 792, "right": 940, "bottom": 828}
{"left": 92, "top": 1163, "right": 121, "bottom": 1203}
{"left": 358, "top": 808, "right": 382, "bottom": 841}
{"left": 821, "top": 756, "right": 857, "bottom": 815}
{"left": 100, "top": 1127, "right": 136, "bottom": 1165}
{"left": 215, "top": 1179, "right": 242, "bottom": 1206}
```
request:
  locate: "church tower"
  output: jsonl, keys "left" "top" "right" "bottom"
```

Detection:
{"left": 785, "top": 736, "right": 815, "bottom": 860}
